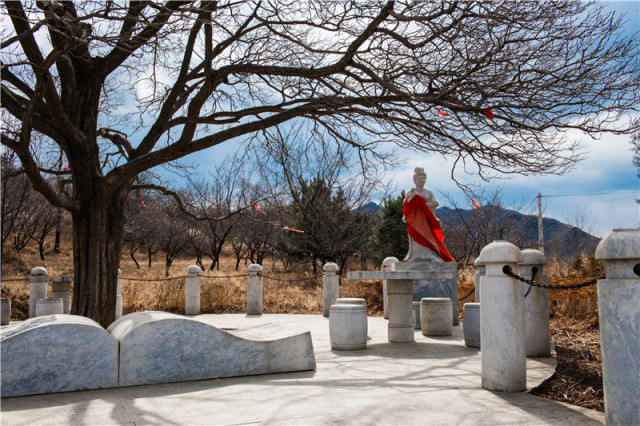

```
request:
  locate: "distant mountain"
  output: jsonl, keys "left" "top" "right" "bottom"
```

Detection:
{"left": 356, "top": 202, "right": 600, "bottom": 258}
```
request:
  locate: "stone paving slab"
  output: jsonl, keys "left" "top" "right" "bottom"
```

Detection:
{"left": 0, "top": 314, "right": 605, "bottom": 425}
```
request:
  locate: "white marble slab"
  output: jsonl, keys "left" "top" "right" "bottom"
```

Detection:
{"left": 108, "top": 311, "right": 316, "bottom": 387}
{"left": 0, "top": 315, "right": 118, "bottom": 397}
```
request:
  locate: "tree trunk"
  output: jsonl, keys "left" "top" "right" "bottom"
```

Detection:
{"left": 70, "top": 188, "right": 128, "bottom": 328}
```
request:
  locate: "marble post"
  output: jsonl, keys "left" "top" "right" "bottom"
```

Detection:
{"left": 51, "top": 278, "right": 72, "bottom": 314}
{"left": 116, "top": 268, "right": 123, "bottom": 319}
{"left": 1, "top": 298, "right": 10, "bottom": 325}
{"left": 474, "top": 257, "right": 486, "bottom": 302}
{"left": 479, "top": 240, "right": 525, "bottom": 392}
{"left": 520, "top": 249, "right": 550, "bottom": 357}
{"left": 29, "top": 267, "right": 48, "bottom": 318}
{"left": 185, "top": 265, "right": 201, "bottom": 315}
{"left": 322, "top": 262, "right": 340, "bottom": 317}
{"left": 387, "top": 279, "right": 415, "bottom": 342}
{"left": 382, "top": 257, "right": 399, "bottom": 319}
{"left": 247, "top": 264, "right": 263, "bottom": 315}
{"left": 595, "top": 228, "right": 640, "bottom": 426}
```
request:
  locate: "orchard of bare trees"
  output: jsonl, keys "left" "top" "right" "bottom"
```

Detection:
{"left": 2, "top": 1, "right": 638, "bottom": 325}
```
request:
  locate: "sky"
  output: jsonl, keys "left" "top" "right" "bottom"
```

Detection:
{"left": 182, "top": 1, "right": 639, "bottom": 239}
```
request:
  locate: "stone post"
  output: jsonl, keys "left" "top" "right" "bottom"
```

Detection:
{"left": 322, "top": 262, "right": 340, "bottom": 317}
{"left": 386, "top": 279, "right": 415, "bottom": 342}
{"left": 382, "top": 257, "right": 399, "bottom": 319}
{"left": 519, "top": 249, "right": 550, "bottom": 357}
{"left": 51, "top": 278, "right": 72, "bottom": 314}
{"left": 29, "top": 267, "right": 48, "bottom": 318}
{"left": 116, "top": 269, "right": 123, "bottom": 319}
{"left": 185, "top": 265, "right": 201, "bottom": 316}
{"left": 478, "top": 241, "right": 525, "bottom": 392}
{"left": 595, "top": 228, "right": 640, "bottom": 426}
{"left": 473, "top": 257, "right": 485, "bottom": 302}
{"left": 247, "top": 264, "right": 263, "bottom": 315}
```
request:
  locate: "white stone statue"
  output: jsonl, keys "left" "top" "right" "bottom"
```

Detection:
{"left": 402, "top": 167, "right": 454, "bottom": 262}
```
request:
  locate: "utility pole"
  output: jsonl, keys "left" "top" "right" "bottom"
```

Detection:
{"left": 537, "top": 192, "right": 544, "bottom": 254}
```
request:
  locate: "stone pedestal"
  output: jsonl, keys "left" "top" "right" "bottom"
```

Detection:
{"left": 595, "top": 228, "right": 640, "bottom": 426}
{"left": 51, "top": 280, "right": 71, "bottom": 314}
{"left": 329, "top": 304, "right": 367, "bottom": 350}
{"left": 29, "top": 267, "right": 48, "bottom": 318}
{"left": 36, "top": 298, "right": 63, "bottom": 317}
{"left": 413, "top": 301, "right": 421, "bottom": 329}
{"left": 247, "top": 264, "right": 263, "bottom": 315}
{"left": 382, "top": 257, "right": 399, "bottom": 319}
{"left": 479, "top": 241, "right": 525, "bottom": 392}
{"left": 322, "top": 263, "right": 340, "bottom": 317}
{"left": 185, "top": 265, "right": 201, "bottom": 315}
{"left": 387, "top": 279, "right": 415, "bottom": 342}
{"left": 1, "top": 298, "right": 10, "bottom": 325}
{"left": 520, "top": 249, "right": 550, "bottom": 357}
{"left": 393, "top": 261, "right": 458, "bottom": 325}
{"left": 420, "top": 298, "right": 452, "bottom": 336}
{"left": 463, "top": 303, "right": 480, "bottom": 347}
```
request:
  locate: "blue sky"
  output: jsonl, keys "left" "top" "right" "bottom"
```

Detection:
{"left": 182, "top": 1, "right": 639, "bottom": 238}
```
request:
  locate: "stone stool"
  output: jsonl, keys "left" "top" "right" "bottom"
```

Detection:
{"left": 35, "top": 298, "right": 63, "bottom": 317}
{"left": 420, "top": 298, "right": 452, "bottom": 336}
{"left": 336, "top": 298, "right": 365, "bottom": 306}
{"left": 329, "top": 303, "right": 367, "bottom": 350}
{"left": 463, "top": 303, "right": 480, "bottom": 347}
{"left": 413, "top": 301, "right": 421, "bottom": 329}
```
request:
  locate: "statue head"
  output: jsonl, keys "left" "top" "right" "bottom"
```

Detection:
{"left": 413, "top": 167, "right": 427, "bottom": 186}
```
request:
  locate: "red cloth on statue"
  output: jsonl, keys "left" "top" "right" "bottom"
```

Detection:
{"left": 403, "top": 194, "right": 455, "bottom": 262}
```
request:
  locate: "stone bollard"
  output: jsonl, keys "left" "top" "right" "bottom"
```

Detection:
{"left": 520, "top": 249, "right": 550, "bottom": 357}
{"left": 1, "top": 298, "right": 10, "bottom": 325}
{"left": 51, "top": 278, "right": 72, "bottom": 314}
{"left": 247, "top": 264, "right": 263, "bottom": 315}
{"left": 463, "top": 303, "right": 480, "bottom": 347}
{"left": 595, "top": 228, "right": 640, "bottom": 426}
{"left": 35, "top": 297, "right": 63, "bottom": 316}
{"left": 116, "top": 269, "right": 123, "bottom": 319}
{"left": 329, "top": 304, "right": 367, "bottom": 350}
{"left": 185, "top": 265, "right": 201, "bottom": 316}
{"left": 29, "top": 267, "right": 48, "bottom": 318}
{"left": 322, "top": 262, "right": 340, "bottom": 317}
{"left": 420, "top": 298, "right": 452, "bottom": 336}
{"left": 382, "top": 257, "right": 399, "bottom": 320}
{"left": 478, "top": 240, "right": 525, "bottom": 392}
{"left": 474, "top": 257, "right": 486, "bottom": 302}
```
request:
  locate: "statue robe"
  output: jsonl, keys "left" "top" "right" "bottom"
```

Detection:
{"left": 403, "top": 194, "right": 455, "bottom": 262}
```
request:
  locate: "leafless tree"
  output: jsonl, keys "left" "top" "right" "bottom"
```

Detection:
{"left": 2, "top": 1, "right": 638, "bottom": 325}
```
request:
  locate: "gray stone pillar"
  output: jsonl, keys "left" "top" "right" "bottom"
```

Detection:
{"left": 185, "top": 265, "right": 201, "bottom": 316}
{"left": 247, "top": 264, "right": 263, "bottom": 315}
{"left": 51, "top": 277, "right": 72, "bottom": 314}
{"left": 595, "top": 228, "right": 640, "bottom": 426}
{"left": 387, "top": 279, "right": 414, "bottom": 342}
{"left": 29, "top": 267, "right": 48, "bottom": 318}
{"left": 520, "top": 249, "right": 550, "bottom": 357}
{"left": 382, "top": 257, "right": 399, "bottom": 319}
{"left": 116, "top": 269, "right": 123, "bottom": 319}
{"left": 322, "top": 262, "right": 340, "bottom": 317}
{"left": 478, "top": 241, "right": 526, "bottom": 392}
{"left": 474, "top": 258, "right": 486, "bottom": 302}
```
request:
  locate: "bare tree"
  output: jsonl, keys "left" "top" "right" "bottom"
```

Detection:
{"left": 2, "top": 1, "right": 638, "bottom": 325}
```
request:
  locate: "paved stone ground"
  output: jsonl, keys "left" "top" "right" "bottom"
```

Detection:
{"left": 1, "top": 314, "right": 605, "bottom": 425}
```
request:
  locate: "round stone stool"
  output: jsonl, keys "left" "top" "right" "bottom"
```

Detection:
{"left": 35, "top": 298, "right": 64, "bottom": 317}
{"left": 329, "top": 304, "right": 367, "bottom": 350}
{"left": 420, "top": 298, "right": 452, "bottom": 336}
{"left": 1, "top": 298, "right": 11, "bottom": 325}
{"left": 413, "top": 301, "right": 421, "bottom": 329}
{"left": 463, "top": 303, "right": 480, "bottom": 347}
{"left": 336, "top": 298, "right": 365, "bottom": 306}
